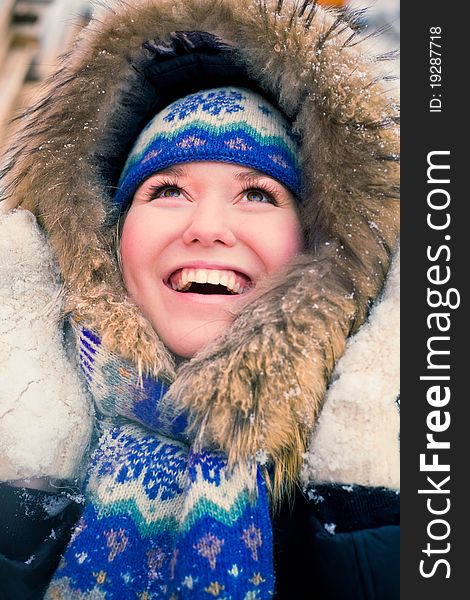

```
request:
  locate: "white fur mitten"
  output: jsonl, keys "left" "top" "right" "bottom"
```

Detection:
{"left": 302, "top": 250, "right": 400, "bottom": 490}
{"left": 0, "top": 208, "right": 93, "bottom": 482}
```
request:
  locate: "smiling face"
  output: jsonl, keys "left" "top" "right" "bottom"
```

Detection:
{"left": 120, "top": 161, "right": 304, "bottom": 359}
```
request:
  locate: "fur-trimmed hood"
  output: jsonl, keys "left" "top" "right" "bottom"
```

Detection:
{"left": 0, "top": 0, "right": 399, "bottom": 495}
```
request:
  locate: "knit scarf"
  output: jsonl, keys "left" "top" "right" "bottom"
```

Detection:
{"left": 46, "top": 322, "right": 274, "bottom": 599}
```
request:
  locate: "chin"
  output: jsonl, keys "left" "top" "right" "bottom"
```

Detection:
{"left": 163, "top": 321, "right": 231, "bottom": 360}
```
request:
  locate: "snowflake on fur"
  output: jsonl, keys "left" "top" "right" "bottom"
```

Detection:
{"left": 164, "top": 90, "right": 245, "bottom": 121}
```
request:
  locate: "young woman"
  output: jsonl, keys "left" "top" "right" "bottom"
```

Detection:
{"left": 0, "top": 1, "right": 400, "bottom": 598}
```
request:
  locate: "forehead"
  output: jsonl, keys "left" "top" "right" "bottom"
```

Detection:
{"left": 150, "top": 162, "right": 288, "bottom": 185}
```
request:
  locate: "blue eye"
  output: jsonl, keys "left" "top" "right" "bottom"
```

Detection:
{"left": 148, "top": 184, "right": 183, "bottom": 201}
{"left": 159, "top": 187, "right": 182, "bottom": 198}
{"left": 243, "top": 189, "right": 273, "bottom": 204}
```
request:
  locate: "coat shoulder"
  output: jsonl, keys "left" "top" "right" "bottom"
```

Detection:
{"left": 273, "top": 484, "right": 399, "bottom": 600}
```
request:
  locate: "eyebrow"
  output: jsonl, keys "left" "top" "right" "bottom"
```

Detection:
{"left": 234, "top": 168, "right": 270, "bottom": 182}
{"left": 154, "top": 165, "right": 187, "bottom": 177}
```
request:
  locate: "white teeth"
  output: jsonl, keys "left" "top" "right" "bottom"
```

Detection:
{"left": 195, "top": 269, "right": 208, "bottom": 284}
{"left": 207, "top": 271, "right": 220, "bottom": 285}
{"left": 171, "top": 267, "right": 249, "bottom": 294}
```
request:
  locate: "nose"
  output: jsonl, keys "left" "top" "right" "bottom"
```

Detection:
{"left": 181, "top": 199, "right": 237, "bottom": 247}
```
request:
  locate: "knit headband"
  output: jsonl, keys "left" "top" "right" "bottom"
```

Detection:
{"left": 113, "top": 87, "right": 302, "bottom": 210}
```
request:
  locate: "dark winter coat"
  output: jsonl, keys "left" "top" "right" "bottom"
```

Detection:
{"left": 0, "top": 482, "right": 399, "bottom": 600}
{"left": 0, "top": 0, "right": 400, "bottom": 598}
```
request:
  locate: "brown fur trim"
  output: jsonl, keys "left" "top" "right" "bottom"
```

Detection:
{"left": 0, "top": 0, "right": 399, "bottom": 499}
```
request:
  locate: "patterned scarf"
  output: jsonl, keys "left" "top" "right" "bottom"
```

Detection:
{"left": 46, "top": 322, "right": 274, "bottom": 599}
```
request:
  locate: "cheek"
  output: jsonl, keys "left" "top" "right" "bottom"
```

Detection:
{"left": 255, "top": 213, "right": 304, "bottom": 271}
{"left": 120, "top": 211, "right": 160, "bottom": 294}
{"left": 120, "top": 218, "right": 142, "bottom": 286}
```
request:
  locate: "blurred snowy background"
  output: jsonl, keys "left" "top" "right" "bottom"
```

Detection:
{"left": 0, "top": 0, "right": 91, "bottom": 146}
{"left": 348, "top": 0, "right": 399, "bottom": 70}
{"left": 0, "top": 0, "right": 399, "bottom": 146}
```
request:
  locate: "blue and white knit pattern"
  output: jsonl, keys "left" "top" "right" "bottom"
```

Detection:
{"left": 113, "top": 87, "right": 301, "bottom": 210}
{"left": 46, "top": 321, "right": 274, "bottom": 599}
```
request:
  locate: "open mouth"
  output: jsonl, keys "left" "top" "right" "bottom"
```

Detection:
{"left": 165, "top": 267, "right": 252, "bottom": 295}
